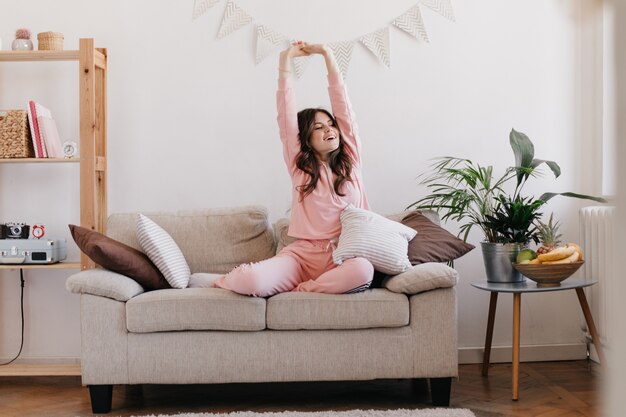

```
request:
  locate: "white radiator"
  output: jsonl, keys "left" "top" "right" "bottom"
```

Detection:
{"left": 579, "top": 206, "right": 615, "bottom": 361}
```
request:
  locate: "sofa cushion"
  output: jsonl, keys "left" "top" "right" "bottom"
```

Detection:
{"left": 385, "top": 209, "right": 441, "bottom": 225}
{"left": 187, "top": 272, "right": 223, "bottom": 288}
{"left": 332, "top": 205, "right": 416, "bottom": 275}
{"left": 126, "top": 288, "right": 266, "bottom": 332}
{"left": 401, "top": 211, "right": 475, "bottom": 264}
{"left": 107, "top": 206, "right": 276, "bottom": 274}
{"left": 66, "top": 268, "right": 145, "bottom": 302}
{"left": 274, "top": 218, "right": 297, "bottom": 253}
{"left": 136, "top": 214, "right": 191, "bottom": 289}
{"left": 266, "top": 289, "right": 409, "bottom": 330}
{"left": 383, "top": 262, "right": 459, "bottom": 295}
{"left": 68, "top": 224, "right": 169, "bottom": 290}
{"left": 274, "top": 209, "right": 441, "bottom": 255}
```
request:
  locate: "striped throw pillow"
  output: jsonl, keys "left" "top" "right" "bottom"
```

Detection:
{"left": 333, "top": 205, "right": 417, "bottom": 275}
{"left": 136, "top": 214, "right": 191, "bottom": 289}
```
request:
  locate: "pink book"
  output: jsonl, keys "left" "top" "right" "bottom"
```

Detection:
{"left": 37, "top": 115, "right": 63, "bottom": 158}
{"left": 27, "top": 100, "right": 44, "bottom": 157}
{"left": 33, "top": 102, "right": 52, "bottom": 157}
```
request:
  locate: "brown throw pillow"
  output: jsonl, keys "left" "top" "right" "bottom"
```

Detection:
{"left": 68, "top": 224, "right": 170, "bottom": 290}
{"left": 401, "top": 212, "right": 475, "bottom": 264}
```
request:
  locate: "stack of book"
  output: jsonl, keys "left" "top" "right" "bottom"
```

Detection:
{"left": 26, "top": 100, "right": 64, "bottom": 158}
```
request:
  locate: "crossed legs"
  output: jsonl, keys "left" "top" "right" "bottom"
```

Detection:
{"left": 213, "top": 239, "right": 373, "bottom": 297}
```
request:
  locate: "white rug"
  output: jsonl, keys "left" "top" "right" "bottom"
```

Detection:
{"left": 134, "top": 409, "right": 476, "bottom": 417}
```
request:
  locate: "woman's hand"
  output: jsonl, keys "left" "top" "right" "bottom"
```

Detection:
{"left": 283, "top": 40, "right": 310, "bottom": 58}
{"left": 278, "top": 41, "right": 338, "bottom": 78}
{"left": 300, "top": 42, "right": 329, "bottom": 56}
{"left": 279, "top": 41, "right": 309, "bottom": 79}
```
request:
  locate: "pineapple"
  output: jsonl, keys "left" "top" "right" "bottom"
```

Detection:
{"left": 536, "top": 213, "right": 563, "bottom": 255}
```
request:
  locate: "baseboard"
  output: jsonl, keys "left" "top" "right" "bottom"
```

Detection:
{"left": 0, "top": 356, "right": 80, "bottom": 365}
{"left": 0, "top": 363, "right": 81, "bottom": 376}
{"left": 458, "top": 343, "right": 588, "bottom": 364}
{"left": 0, "top": 357, "right": 81, "bottom": 376}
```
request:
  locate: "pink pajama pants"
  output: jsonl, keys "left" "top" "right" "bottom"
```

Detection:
{"left": 213, "top": 238, "right": 374, "bottom": 297}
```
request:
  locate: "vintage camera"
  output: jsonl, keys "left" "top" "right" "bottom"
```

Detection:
{"left": 0, "top": 222, "right": 30, "bottom": 239}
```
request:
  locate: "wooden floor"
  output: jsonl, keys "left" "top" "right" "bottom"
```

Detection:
{"left": 0, "top": 360, "right": 599, "bottom": 417}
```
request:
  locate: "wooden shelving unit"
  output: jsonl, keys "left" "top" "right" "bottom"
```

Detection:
{"left": 0, "top": 50, "right": 81, "bottom": 61}
{"left": 0, "top": 262, "right": 82, "bottom": 270}
{"left": 0, "top": 39, "right": 107, "bottom": 270}
{"left": 0, "top": 158, "right": 80, "bottom": 163}
{"left": 0, "top": 39, "right": 107, "bottom": 376}
{"left": 0, "top": 363, "right": 81, "bottom": 376}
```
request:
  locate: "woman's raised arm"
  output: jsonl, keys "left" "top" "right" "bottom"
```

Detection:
{"left": 276, "top": 42, "right": 309, "bottom": 173}
{"left": 301, "top": 43, "right": 361, "bottom": 165}
{"left": 300, "top": 43, "right": 341, "bottom": 76}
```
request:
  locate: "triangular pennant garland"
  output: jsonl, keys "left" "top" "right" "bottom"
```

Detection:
{"left": 218, "top": 0, "right": 254, "bottom": 39}
{"left": 193, "top": 0, "right": 220, "bottom": 20}
{"left": 194, "top": 0, "right": 455, "bottom": 74}
{"left": 359, "top": 27, "right": 391, "bottom": 68}
{"left": 328, "top": 41, "right": 354, "bottom": 78}
{"left": 256, "top": 25, "right": 286, "bottom": 65}
{"left": 393, "top": 5, "right": 429, "bottom": 42}
{"left": 420, "top": 0, "right": 456, "bottom": 22}
{"left": 292, "top": 55, "right": 312, "bottom": 79}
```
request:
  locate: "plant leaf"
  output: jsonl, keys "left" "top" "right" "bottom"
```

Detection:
{"left": 510, "top": 129, "right": 535, "bottom": 186}
{"left": 531, "top": 159, "right": 561, "bottom": 178}
{"left": 510, "top": 129, "right": 534, "bottom": 167}
{"left": 545, "top": 160, "right": 561, "bottom": 178}
{"left": 538, "top": 191, "right": 608, "bottom": 203}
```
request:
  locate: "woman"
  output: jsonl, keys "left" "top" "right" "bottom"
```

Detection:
{"left": 214, "top": 41, "right": 373, "bottom": 297}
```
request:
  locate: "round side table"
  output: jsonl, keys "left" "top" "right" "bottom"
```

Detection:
{"left": 471, "top": 277, "right": 604, "bottom": 401}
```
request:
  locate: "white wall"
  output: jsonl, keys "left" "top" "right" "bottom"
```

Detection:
{"left": 0, "top": 0, "right": 606, "bottom": 363}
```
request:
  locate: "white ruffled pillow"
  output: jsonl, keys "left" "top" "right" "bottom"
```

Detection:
{"left": 333, "top": 205, "right": 417, "bottom": 275}
{"left": 136, "top": 214, "right": 191, "bottom": 289}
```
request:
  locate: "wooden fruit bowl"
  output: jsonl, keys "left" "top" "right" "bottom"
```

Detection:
{"left": 512, "top": 261, "right": 584, "bottom": 287}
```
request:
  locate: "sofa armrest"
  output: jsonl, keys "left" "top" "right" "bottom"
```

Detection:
{"left": 66, "top": 269, "right": 145, "bottom": 302}
{"left": 383, "top": 262, "right": 458, "bottom": 295}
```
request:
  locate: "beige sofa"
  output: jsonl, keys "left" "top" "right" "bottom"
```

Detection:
{"left": 66, "top": 206, "right": 458, "bottom": 413}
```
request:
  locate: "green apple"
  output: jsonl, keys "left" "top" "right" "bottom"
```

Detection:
{"left": 516, "top": 249, "right": 537, "bottom": 263}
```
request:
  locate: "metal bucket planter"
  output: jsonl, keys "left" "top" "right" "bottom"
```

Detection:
{"left": 480, "top": 242, "right": 526, "bottom": 283}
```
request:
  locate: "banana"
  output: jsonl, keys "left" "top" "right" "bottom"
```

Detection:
{"left": 566, "top": 242, "right": 584, "bottom": 261}
{"left": 536, "top": 245, "right": 577, "bottom": 262}
{"left": 542, "top": 251, "right": 580, "bottom": 264}
{"left": 528, "top": 258, "right": 541, "bottom": 265}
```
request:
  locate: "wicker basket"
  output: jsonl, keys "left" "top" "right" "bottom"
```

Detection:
{"left": 37, "top": 32, "right": 64, "bottom": 51}
{"left": 0, "top": 110, "right": 35, "bottom": 158}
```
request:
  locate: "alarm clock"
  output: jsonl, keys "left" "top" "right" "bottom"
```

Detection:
{"left": 63, "top": 141, "right": 78, "bottom": 158}
{"left": 32, "top": 225, "right": 45, "bottom": 239}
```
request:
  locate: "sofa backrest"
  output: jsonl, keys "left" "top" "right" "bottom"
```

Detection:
{"left": 385, "top": 209, "right": 440, "bottom": 225}
{"left": 107, "top": 206, "right": 276, "bottom": 274}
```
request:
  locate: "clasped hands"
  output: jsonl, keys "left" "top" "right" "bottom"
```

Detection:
{"left": 284, "top": 40, "right": 329, "bottom": 58}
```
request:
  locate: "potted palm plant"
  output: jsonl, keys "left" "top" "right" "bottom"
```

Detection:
{"left": 408, "top": 129, "right": 607, "bottom": 283}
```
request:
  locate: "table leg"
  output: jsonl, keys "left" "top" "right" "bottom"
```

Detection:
{"left": 575, "top": 287, "right": 606, "bottom": 365}
{"left": 512, "top": 293, "right": 521, "bottom": 401}
{"left": 482, "top": 292, "right": 498, "bottom": 376}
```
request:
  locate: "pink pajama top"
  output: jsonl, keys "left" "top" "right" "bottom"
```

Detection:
{"left": 276, "top": 72, "right": 369, "bottom": 240}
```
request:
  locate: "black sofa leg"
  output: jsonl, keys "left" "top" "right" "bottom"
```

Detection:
{"left": 430, "top": 377, "right": 452, "bottom": 406}
{"left": 89, "top": 385, "right": 113, "bottom": 414}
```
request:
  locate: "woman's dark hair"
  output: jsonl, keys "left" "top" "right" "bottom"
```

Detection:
{"left": 295, "top": 108, "right": 354, "bottom": 201}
